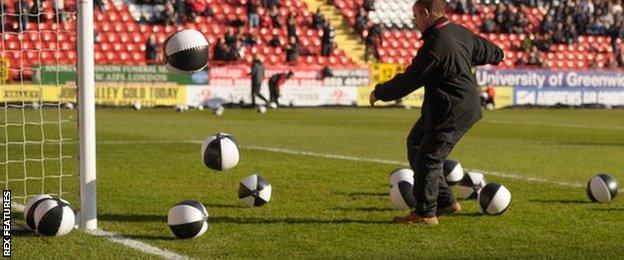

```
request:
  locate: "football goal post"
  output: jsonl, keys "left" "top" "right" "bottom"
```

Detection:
{"left": 0, "top": 0, "right": 97, "bottom": 230}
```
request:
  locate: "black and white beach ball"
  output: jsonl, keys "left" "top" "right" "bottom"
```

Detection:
{"left": 33, "top": 198, "right": 75, "bottom": 236}
{"left": 587, "top": 173, "right": 618, "bottom": 203}
{"left": 163, "top": 29, "right": 209, "bottom": 74}
{"left": 201, "top": 133, "right": 240, "bottom": 171}
{"left": 478, "top": 183, "right": 512, "bottom": 215}
{"left": 443, "top": 159, "right": 464, "bottom": 185}
{"left": 238, "top": 174, "right": 272, "bottom": 207}
{"left": 24, "top": 194, "right": 53, "bottom": 230}
{"left": 457, "top": 171, "right": 486, "bottom": 200}
{"left": 389, "top": 168, "right": 414, "bottom": 187}
{"left": 389, "top": 168, "right": 416, "bottom": 209}
{"left": 167, "top": 200, "right": 209, "bottom": 239}
{"left": 390, "top": 180, "right": 416, "bottom": 210}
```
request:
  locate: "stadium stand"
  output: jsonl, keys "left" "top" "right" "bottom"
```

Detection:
{"left": 334, "top": 0, "right": 624, "bottom": 69}
{"left": 2, "top": 0, "right": 624, "bottom": 82}
{"left": 1, "top": 0, "right": 356, "bottom": 80}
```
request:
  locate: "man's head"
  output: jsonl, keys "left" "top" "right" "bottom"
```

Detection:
{"left": 412, "top": 0, "right": 446, "bottom": 32}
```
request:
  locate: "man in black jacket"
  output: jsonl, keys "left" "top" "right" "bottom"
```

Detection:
{"left": 370, "top": 0, "right": 503, "bottom": 225}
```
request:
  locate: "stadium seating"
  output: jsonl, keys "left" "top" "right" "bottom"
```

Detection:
{"left": 334, "top": 0, "right": 622, "bottom": 69}
{"left": 1, "top": 0, "right": 356, "bottom": 80}
{"left": 2, "top": 0, "right": 624, "bottom": 81}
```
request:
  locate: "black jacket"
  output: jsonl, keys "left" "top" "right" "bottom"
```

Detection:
{"left": 374, "top": 17, "right": 503, "bottom": 131}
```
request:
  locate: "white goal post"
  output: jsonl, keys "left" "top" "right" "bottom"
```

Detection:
{"left": 0, "top": 0, "right": 97, "bottom": 230}
{"left": 77, "top": 0, "right": 97, "bottom": 230}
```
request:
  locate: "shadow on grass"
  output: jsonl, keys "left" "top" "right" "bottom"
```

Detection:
{"left": 12, "top": 228, "right": 38, "bottom": 237}
{"left": 528, "top": 199, "right": 591, "bottom": 204}
{"left": 212, "top": 216, "right": 393, "bottom": 225}
{"left": 591, "top": 208, "right": 624, "bottom": 212}
{"left": 332, "top": 191, "right": 387, "bottom": 197}
{"left": 332, "top": 206, "right": 395, "bottom": 212}
{"left": 99, "top": 213, "right": 166, "bottom": 223}
{"left": 450, "top": 212, "right": 484, "bottom": 217}
{"left": 99, "top": 213, "right": 393, "bottom": 225}
{"left": 203, "top": 203, "right": 245, "bottom": 209}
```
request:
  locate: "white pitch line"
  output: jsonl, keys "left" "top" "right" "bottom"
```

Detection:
{"left": 88, "top": 229, "right": 191, "bottom": 260}
{"left": 98, "top": 140, "right": 611, "bottom": 190}
{"left": 485, "top": 120, "right": 624, "bottom": 131}
{"left": 98, "top": 140, "right": 201, "bottom": 145}
{"left": 241, "top": 145, "right": 589, "bottom": 189}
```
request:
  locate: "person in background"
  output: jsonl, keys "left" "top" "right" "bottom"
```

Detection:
{"left": 213, "top": 38, "right": 228, "bottom": 61}
{"left": 268, "top": 71, "right": 294, "bottom": 106}
{"left": 242, "top": 33, "right": 259, "bottom": 47}
{"left": 269, "top": 31, "right": 281, "bottom": 47}
{"left": 312, "top": 8, "right": 325, "bottom": 29}
{"left": 224, "top": 27, "right": 237, "bottom": 47}
{"left": 285, "top": 36, "right": 299, "bottom": 64}
{"left": 174, "top": 0, "right": 187, "bottom": 23}
{"left": 145, "top": 34, "right": 158, "bottom": 64}
{"left": 16, "top": 0, "right": 29, "bottom": 31}
{"left": 287, "top": 12, "right": 298, "bottom": 41}
{"left": 247, "top": 0, "right": 259, "bottom": 28}
{"left": 364, "top": 23, "right": 383, "bottom": 62}
{"left": 250, "top": 54, "right": 269, "bottom": 107}
{"left": 354, "top": 8, "right": 368, "bottom": 36}
{"left": 269, "top": 6, "right": 280, "bottom": 28}
{"left": 363, "top": 0, "right": 375, "bottom": 12}
{"left": 321, "top": 20, "right": 335, "bottom": 56}
{"left": 187, "top": 0, "right": 206, "bottom": 20}
{"left": 484, "top": 84, "right": 496, "bottom": 110}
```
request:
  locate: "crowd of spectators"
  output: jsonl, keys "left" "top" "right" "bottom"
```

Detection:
{"left": 348, "top": 0, "right": 384, "bottom": 62}
{"left": 135, "top": 0, "right": 344, "bottom": 65}
{"left": 1, "top": 0, "right": 76, "bottom": 32}
{"left": 136, "top": 0, "right": 624, "bottom": 69}
{"left": 475, "top": 0, "right": 624, "bottom": 68}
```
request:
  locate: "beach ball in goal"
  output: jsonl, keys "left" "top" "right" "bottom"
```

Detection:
{"left": 33, "top": 198, "right": 75, "bottom": 236}
{"left": 24, "top": 194, "right": 53, "bottom": 230}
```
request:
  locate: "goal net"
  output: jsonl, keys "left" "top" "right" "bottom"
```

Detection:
{"left": 0, "top": 0, "right": 96, "bottom": 229}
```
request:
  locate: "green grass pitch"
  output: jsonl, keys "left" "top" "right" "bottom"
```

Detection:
{"left": 6, "top": 107, "right": 624, "bottom": 258}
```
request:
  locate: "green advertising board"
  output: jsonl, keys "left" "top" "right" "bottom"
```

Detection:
{"left": 32, "top": 65, "right": 209, "bottom": 85}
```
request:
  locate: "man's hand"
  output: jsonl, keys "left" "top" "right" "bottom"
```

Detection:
{"left": 369, "top": 90, "right": 379, "bottom": 107}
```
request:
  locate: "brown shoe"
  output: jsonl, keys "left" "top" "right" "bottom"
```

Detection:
{"left": 436, "top": 202, "right": 461, "bottom": 216}
{"left": 393, "top": 212, "right": 439, "bottom": 225}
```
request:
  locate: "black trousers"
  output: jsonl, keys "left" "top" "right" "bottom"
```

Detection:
{"left": 251, "top": 82, "right": 268, "bottom": 106}
{"left": 268, "top": 83, "right": 279, "bottom": 104}
{"left": 407, "top": 122, "right": 470, "bottom": 217}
